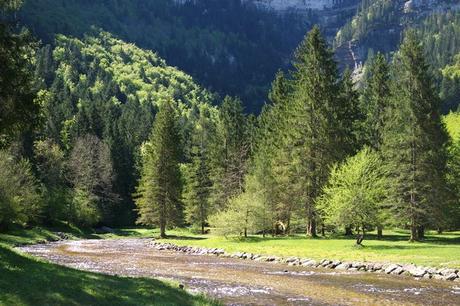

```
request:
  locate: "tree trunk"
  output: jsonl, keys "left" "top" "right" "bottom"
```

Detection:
{"left": 345, "top": 226, "right": 353, "bottom": 236}
{"left": 417, "top": 225, "right": 425, "bottom": 240}
{"left": 356, "top": 227, "right": 364, "bottom": 245}
{"left": 160, "top": 221, "right": 166, "bottom": 238}
{"left": 437, "top": 228, "right": 443, "bottom": 234}
{"left": 308, "top": 218, "right": 317, "bottom": 238}
{"left": 377, "top": 225, "right": 383, "bottom": 239}
{"left": 244, "top": 227, "right": 247, "bottom": 238}
{"left": 410, "top": 223, "right": 418, "bottom": 242}
{"left": 201, "top": 222, "right": 205, "bottom": 235}
{"left": 321, "top": 223, "right": 325, "bottom": 236}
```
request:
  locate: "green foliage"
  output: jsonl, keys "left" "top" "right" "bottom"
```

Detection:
{"left": 68, "top": 134, "right": 117, "bottom": 226}
{"left": 34, "top": 139, "right": 69, "bottom": 222}
{"left": 36, "top": 31, "right": 214, "bottom": 225}
{"left": 318, "top": 148, "right": 387, "bottom": 233}
{"left": 183, "top": 106, "right": 214, "bottom": 233}
{"left": 208, "top": 96, "right": 249, "bottom": 211}
{"left": 136, "top": 101, "right": 183, "bottom": 237}
{"left": 0, "top": 0, "right": 38, "bottom": 146}
{"left": 360, "top": 53, "right": 391, "bottom": 149}
{"left": 209, "top": 187, "right": 266, "bottom": 238}
{"left": 444, "top": 112, "right": 460, "bottom": 229}
{"left": 284, "top": 26, "right": 349, "bottom": 235}
{"left": 335, "top": 0, "right": 401, "bottom": 50}
{"left": 0, "top": 150, "right": 42, "bottom": 230}
{"left": 0, "top": 243, "right": 218, "bottom": 306}
{"left": 381, "top": 31, "right": 450, "bottom": 240}
{"left": 19, "top": 0, "right": 314, "bottom": 112}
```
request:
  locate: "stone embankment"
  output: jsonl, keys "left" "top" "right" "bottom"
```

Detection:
{"left": 151, "top": 241, "right": 460, "bottom": 282}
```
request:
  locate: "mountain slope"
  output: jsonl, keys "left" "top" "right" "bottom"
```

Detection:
{"left": 21, "top": 0, "right": 314, "bottom": 112}
{"left": 37, "top": 30, "right": 216, "bottom": 224}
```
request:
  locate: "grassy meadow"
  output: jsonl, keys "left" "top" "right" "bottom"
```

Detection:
{"left": 145, "top": 228, "right": 460, "bottom": 268}
{"left": 0, "top": 226, "right": 218, "bottom": 306}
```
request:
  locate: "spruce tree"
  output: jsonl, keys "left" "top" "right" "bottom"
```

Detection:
{"left": 288, "top": 26, "right": 343, "bottom": 237}
{"left": 338, "top": 68, "right": 362, "bottom": 157}
{"left": 184, "top": 106, "right": 212, "bottom": 234}
{"left": 135, "top": 101, "right": 183, "bottom": 238}
{"left": 209, "top": 96, "right": 248, "bottom": 211}
{"left": 361, "top": 53, "right": 391, "bottom": 150}
{"left": 382, "top": 31, "right": 449, "bottom": 242}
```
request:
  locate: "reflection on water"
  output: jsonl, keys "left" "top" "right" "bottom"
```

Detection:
{"left": 18, "top": 239, "right": 460, "bottom": 306}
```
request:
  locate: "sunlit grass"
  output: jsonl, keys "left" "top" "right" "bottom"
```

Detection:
{"left": 150, "top": 228, "right": 460, "bottom": 268}
{"left": 0, "top": 226, "right": 219, "bottom": 306}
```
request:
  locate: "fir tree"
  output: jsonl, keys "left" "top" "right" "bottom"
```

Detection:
{"left": 382, "top": 31, "right": 449, "bottom": 242}
{"left": 135, "top": 101, "right": 183, "bottom": 238}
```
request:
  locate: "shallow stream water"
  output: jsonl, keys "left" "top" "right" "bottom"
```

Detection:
{"left": 18, "top": 238, "right": 460, "bottom": 305}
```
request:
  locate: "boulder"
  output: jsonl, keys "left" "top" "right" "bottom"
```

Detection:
{"left": 407, "top": 266, "right": 426, "bottom": 278}
{"left": 384, "top": 264, "right": 400, "bottom": 274}
{"left": 443, "top": 273, "right": 458, "bottom": 281}
{"left": 391, "top": 267, "right": 404, "bottom": 275}
{"left": 335, "top": 263, "right": 352, "bottom": 270}
{"left": 440, "top": 268, "right": 458, "bottom": 276}
{"left": 285, "top": 257, "right": 298, "bottom": 263}
{"left": 302, "top": 259, "right": 317, "bottom": 267}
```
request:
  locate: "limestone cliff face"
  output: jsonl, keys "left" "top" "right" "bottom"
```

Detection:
{"left": 245, "top": 0, "right": 335, "bottom": 11}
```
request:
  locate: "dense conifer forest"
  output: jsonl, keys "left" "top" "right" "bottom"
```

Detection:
{"left": 3, "top": 1, "right": 460, "bottom": 304}
{"left": 2, "top": 0, "right": 460, "bottom": 241}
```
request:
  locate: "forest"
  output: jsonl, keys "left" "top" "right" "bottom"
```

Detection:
{"left": 3, "top": 0, "right": 460, "bottom": 305}
{"left": 2, "top": 0, "right": 460, "bottom": 243}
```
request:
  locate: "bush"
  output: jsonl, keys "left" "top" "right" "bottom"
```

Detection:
{"left": 0, "top": 150, "right": 42, "bottom": 230}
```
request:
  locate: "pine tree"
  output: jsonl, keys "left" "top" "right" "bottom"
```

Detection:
{"left": 184, "top": 106, "right": 212, "bottom": 234}
{"left": 361, "top": 53, "right": 391, "bottom": 150}
{"left": 382, "top": 31, "right": 449, "bottom": 242}
{"left": 135, "top": 101, "right": 183, "bottom": 238}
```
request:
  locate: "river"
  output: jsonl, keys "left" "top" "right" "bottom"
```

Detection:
{"left": 18, "top": 238, "right": 460, "bottom": 305}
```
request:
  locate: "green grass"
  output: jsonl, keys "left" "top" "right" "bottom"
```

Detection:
{"left": 0, "top": 226, "right": 219, "bottom": 306}
{"left": 153, "top": 228, "right": 460, "bottom": 268}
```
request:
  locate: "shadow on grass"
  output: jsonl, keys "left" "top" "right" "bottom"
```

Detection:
{"left": 0, "top": 245, "right": 218, "bottom": 306}
{"left": 163, "top": 235, "right": 206, "bottom": 241}
{"left": 216, "top": 231, "right": 460, "bottom": 246}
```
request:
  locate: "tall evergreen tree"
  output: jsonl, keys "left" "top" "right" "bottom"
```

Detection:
{"left": 184, "top": 106, "right": 213, "bottom": 234}
{"left": 0, "top": 0, "right": 38, "bottom": 147}
{"left": 209, "top": 96, "right": 248, "bottom": 211}
{"left": 338, "top": 68, "right": 362, "bottom": 157}
{"left": 361, "top": 53, "right": 391, "bottom": 150}
{"left": 382, "top": 31, "right": 449, "bottom": 242}
{"left": 135, "top": 101, "right": 183, "bottom": 238}
{"left": 288, "top": 26, "right": 343, "bottom": 237}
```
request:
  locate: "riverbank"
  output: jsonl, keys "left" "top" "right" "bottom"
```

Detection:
{"left": 0, "top": 226, "right": 218, "bottom": 306}
{"left": 159, "top": 228, "right": 460, "bottom": 269}
{"left": 151, "top": 241, "right": 460, "bottom": 282}
{"left": 18, "top": 237, "right": 460, "bottom": 305}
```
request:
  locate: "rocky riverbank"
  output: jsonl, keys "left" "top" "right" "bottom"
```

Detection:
{"left": 151, "top": 241, "right": 460, "bottom": 282}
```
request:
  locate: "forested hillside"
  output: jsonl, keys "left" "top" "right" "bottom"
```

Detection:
{"left": 2, "top": 0, "right": 460, "bottom": 242}
{"left": 12, "top": 29, "right": 217, "bottom": 226}
{"left": 19, "top": 0, "right": 314, "bottom": 112}
{"left": 335, "top": 0, "right": 460, "bottom": 111}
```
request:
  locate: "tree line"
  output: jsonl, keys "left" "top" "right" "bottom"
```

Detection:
{"left": 1, "top": 1, "right": 459, "bottom": 242}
